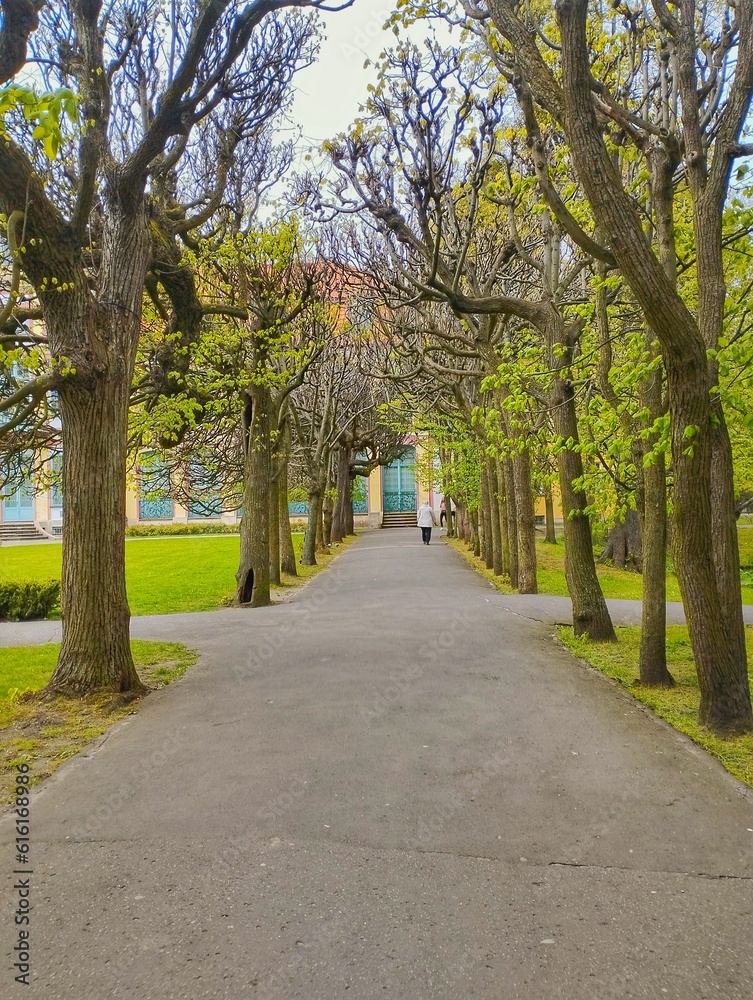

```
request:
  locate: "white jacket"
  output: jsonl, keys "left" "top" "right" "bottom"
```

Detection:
{"left": 417, "top": 504, "right": 436, "bottom": 527}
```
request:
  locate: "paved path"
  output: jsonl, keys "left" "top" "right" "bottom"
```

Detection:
{"left": 4, "top": 547, "right": 753, "bottom": 650}
{"left": 2, "top": 529, "right": 752, "bottom": 999}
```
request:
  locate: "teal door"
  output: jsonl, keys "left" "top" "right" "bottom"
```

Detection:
{"left": 2, "top": 481, "right": 34, "bottom": 522}
{"left": 138, "top": 454, "right": 173, "bottom": 520}
{"left": 383, "top": 447, "right": 417, "bottom": 512}
{"left": 352, "top": 476, "right": 368, "bottom": 514}
{"left": 188, "top": 461, "right": 222, "bottom": 519}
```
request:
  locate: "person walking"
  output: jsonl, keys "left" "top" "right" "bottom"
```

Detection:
{"left": 417, "top": 500, "right": 437, "bottom": 545}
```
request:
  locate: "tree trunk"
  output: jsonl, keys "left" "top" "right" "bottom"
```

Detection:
{"left": 301, "top": 485, "right": 322, "bottom": 566}
{"left": 331, "top": 445, "right": 350, "bottom": 543}
{"left": 503, "top": 458, "right": 519, "bottom": 589}
{"left": 480, "top": 462, "right": 494, "bottom": 569}
{"left": 317, "top": 465, "right": 332, "bottom": 552}
{"left": 513, "top": 449, "right": 537, "bottom": 594}
{"left": 47, "top": 372, "right": 144, "bottom": 695}
{"left": 46, "top": 200, "right": 151, "bottom": 697}
{"left": 598, "top": 509, "right": 641, "bottom": 571}
{"left": 636, "top": 447, "right": 673, "bottom": 686}
{"left": 278, "top": 450, "right": 298, "bottom": 576}
{"left": 269, "top": 472, "right": 281, "bottom": 586}
{"left": 488, "top": 461, "right": 504, "bottom": 576}
{"left": 495, "top": 461, "right": 509, "bottom": 575}
{"left": 471, "top": 507, "right": 481, "bottom": 557}
{"left": 457, "top": 505, "right": 466, "bottom": 543}
{"left": 551, "top": 371, "right": 616, "bottom": 641}
{"left": 445, "top": 492, "right": 455, "bottom": 538}
{"left": 709, "top": 411, "right": 747, "bottom": 674}
{"left": 345, "top": 488, "right": 355, "bottom": 536}
{"left": 544, "top": 488, "right": 557, "bottom": 544}
{"left": 236, "top": 388, "right": 271, "bottom": 608}
{"left": 321, "top": 488, "right": 334, "bottom": 551}
{"left": 669, "top": 367, "right": 752, "bottom": 732}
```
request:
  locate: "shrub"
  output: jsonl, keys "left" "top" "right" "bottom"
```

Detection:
{"left": 0, "top": 580, "right": 61, "bottom": 621}
{"left": 126, "top": 522, "right": 240, "bottom": 537}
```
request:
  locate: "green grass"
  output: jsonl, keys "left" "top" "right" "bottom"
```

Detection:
{"left": 1, "top": 640, "right": 198, "bottom": 799}
{"left": 738, "top": 524, "right": 753, "bottom": 567}
{"left": 0, "top": 640, "right": 197, "bottom": 725}
{"left": 0, "top": 644, "right": 59, "bottom": 702}
{"left": 559, "top": 625, "right": 753, "bottom": 788}
{"left": 447, "top": 534, "right": 753, "bottom": 604}
{"left": 0, "top": 531, "right": 348, "bottom": 616}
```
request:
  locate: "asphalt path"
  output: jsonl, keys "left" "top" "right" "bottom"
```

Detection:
{"left": 1, "top": 528, "right": 753, "bottom": 999}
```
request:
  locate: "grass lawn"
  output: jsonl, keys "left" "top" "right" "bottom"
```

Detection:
{"left": 737, "top": 525, "right": 753, "bottom": 567}
{"left": 1, "top": 640, "right": 197, "bottom": 801}
{"left": 446, "top": 534, "right": 753, "bottom": 604}
{"left": 559, "top": 626, "right": 753, "bottom": 789}
{"left": 0, "top": 531, "right": 356, "bottom": 617}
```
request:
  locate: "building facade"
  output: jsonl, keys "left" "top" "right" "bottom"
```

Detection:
{"left": 0, "top": 445, "right": 431, "bottom": 537}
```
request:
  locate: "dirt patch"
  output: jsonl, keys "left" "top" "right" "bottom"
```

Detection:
{"left": 1, "top": 649, "right": 197, "bottom": 804}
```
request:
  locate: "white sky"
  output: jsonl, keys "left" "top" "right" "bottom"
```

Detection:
{"left": 290, "top": 3, "right": 443, "bottom": 148}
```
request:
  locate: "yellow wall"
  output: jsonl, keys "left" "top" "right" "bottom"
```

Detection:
{"left": 125, "top": 487, "right": 139, "bottom": 521}
{"left": 534, "top": 485, "right": 563, "bottom": 520}
{"left": 368, "top": 466, "right": 382, "bottom": 512}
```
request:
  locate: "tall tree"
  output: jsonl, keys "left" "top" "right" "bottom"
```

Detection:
{"left": 483, "top": 0, "right": 753, "bottom": 732}
{"left": 394, "top": 0, "right": 752, "bottom": 730}
{"left": 0, "top": 0, "right": 352, "bottom": 695}
{"left": 319, "top": 42, "right": 615, "bottom": 634}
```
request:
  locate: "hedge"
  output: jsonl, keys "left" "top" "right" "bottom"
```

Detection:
{"left": 126, "top": 522, "right": 240, "bottom": 537}
{"left": 0, "top": 580, "right": 61, "bottom": 621}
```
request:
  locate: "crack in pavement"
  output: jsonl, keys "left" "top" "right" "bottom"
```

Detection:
{"left": 548, "top": 860, "right": 753, "bottom": 881}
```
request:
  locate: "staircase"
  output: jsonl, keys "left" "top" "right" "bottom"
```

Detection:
{"left": 381, "top": 511, "right": 418, "bottom": 528}
{"left": 0, "top": 523, "right": 49, "bottom": 542}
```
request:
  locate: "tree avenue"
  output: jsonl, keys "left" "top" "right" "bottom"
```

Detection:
{"left": 0, "top": 0, "right": 353, "bottom": 695}
{"left": 375, "top": 0, "right": 753, "bottom": 734}
{"left": 487, "top": 0, "right": 753, "bottom": 732}
{"left": 2, "top": 1, "right": 753, "bottom": 738}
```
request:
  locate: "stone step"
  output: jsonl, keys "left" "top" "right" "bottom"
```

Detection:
{"left": 0, "top": 523, "right": 48, "bottom": 541}
{"left": 382, "top": 512, "right": 418, "bottom": 528}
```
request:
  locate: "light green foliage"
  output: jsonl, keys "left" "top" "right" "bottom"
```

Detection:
{"left": 480, "top": 334, "right": 558, "bottom": 501}
{"left": 0, "top": 84, "right": 77, "bottom": 159}
{"left": 571, "top": 309, "right": 669, "bottom": 523}
{"left": 131, "top": 218, "right": 332, "bottom": 506}
{"left": 422, "top": 419, "right": 482, "bottom": 512}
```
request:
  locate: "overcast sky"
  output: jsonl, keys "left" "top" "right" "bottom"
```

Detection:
{"left": 291, "top": 4, "right": 399, "bottom": 146}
